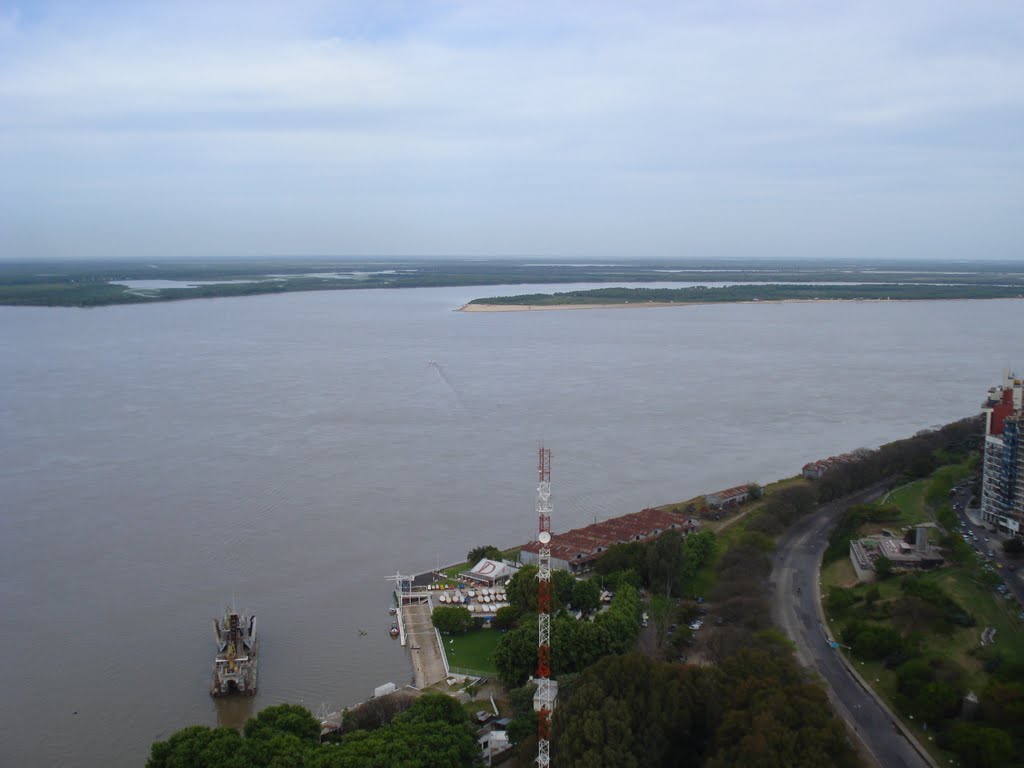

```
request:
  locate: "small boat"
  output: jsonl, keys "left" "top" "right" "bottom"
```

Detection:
{"left": 390, "top": 623, "right": 400, "bottom": 637}
{"left": 388, "top": 606, "right": 397, "bottom": 615}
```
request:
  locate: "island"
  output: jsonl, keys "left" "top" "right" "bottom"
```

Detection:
{"left": 3, "top": 257, "right": 1024, "bottom": 307}
{"left": 461, "top": 282, "right": 1024, "bottom": 311}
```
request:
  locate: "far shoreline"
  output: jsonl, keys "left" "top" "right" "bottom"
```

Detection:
{"left": 456, "top": 297, "right": 936, "bottom": 312}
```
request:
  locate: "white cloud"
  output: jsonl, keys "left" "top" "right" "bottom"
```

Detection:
{"left": 0, "top": 0, "right": 1022, "bottom": 259}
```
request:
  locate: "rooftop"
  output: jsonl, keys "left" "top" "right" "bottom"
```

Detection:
{"left": 521, "top": 507, "right": 695, "bottom": 564}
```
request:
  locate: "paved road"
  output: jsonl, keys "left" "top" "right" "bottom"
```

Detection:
{"left": 770, "top": 485, "right": 932, "bottom": 768}
{"left": 955, "top": 489, "right": 1024, "bottom": 608}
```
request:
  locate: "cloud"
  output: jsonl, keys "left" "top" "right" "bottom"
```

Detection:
{"left": 0, "top": 1, "right": 1022, "bottom": 259}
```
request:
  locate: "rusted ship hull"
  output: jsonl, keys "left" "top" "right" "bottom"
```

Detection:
{"left": 211, "top": 610, "right": 258, "bottom": 696}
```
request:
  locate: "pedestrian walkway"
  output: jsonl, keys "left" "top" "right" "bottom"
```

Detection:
{"left": 402, "top": 601, "right": 448, "bottom": 688}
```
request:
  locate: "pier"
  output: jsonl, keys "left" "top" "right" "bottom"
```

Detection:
{"left": 389, "top": 572, "right": 448, "bottom": 688}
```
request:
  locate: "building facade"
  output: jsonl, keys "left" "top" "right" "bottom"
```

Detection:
{"left": 980, "top": 371, "right": 1024, "bottom": 534}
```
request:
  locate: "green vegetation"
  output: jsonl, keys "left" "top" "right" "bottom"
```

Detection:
{"left": 147, "top": 697, "right": 482, "bottom": 767}
{"left": 465, "top": 545, "right": 502, "bottom": 564}
{"left": 551, "top": 649, "right": 860, "bottom": 768}
{"left": 431, "top": 605, "right": 478, "bottom": 634}
{"left": 470, "top": 283, "right": 1024, "bottom": 307}
{"left": 444, "top": 629, "right": 501, "bottom": 676}
{"left": 817, "top": 447, "right": 1023, "bottom": 767}
{"left": 5, "top": 257, "right": 1024, "bottom": 307}
{"left": 884, "top": 481, "right": 929, "bottom": 524}
{"left": 493, "top": 584, "right": 642, "bottom": 688}
{"left": 594, "top": 529, "right": 717, "bottom": 598}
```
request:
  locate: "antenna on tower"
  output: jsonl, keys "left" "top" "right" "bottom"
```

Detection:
{"left": 535, "top": 445, "right": 554, "bottom": 767}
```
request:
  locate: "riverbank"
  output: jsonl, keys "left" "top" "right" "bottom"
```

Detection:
{"left": 458, "top": 297, "right": 901, "bottom": 312}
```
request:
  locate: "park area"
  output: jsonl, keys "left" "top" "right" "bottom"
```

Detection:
{"left": 443, "top": 628, "right": 501, "bottom": 677}
{"left": 820, "top": 464, "right": 1023, "bottom": 766}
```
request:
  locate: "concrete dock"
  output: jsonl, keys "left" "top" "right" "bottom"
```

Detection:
{"left": 401, "top": 600, "right": 448, "bottom": 688}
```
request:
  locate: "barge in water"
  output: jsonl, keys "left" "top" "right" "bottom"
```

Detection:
{"left": 211, "top": 608, "right": 258, "bottom": 696}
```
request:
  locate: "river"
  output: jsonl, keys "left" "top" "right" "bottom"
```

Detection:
{"left": 0, "top": 284, "right": 1019, "bottom": 766}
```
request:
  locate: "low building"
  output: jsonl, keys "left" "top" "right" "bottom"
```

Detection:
{"left": 705, "top": 484, "right": 753, "bottom": 508}
{"left": 802, "top": 452, "right": 864, "bottom": 479}
{"left": 459, "top": 558, "right": 518, "bottom": 587}
{"left": 520, "top": 508, "right": 697, "bottom": 573}
{"left": 848, "top": 525, "right": 944, "bottom": 581}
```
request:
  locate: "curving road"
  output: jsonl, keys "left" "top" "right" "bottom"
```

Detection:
{"left": 770, "top": 485, "right": 934, "bottom": 768}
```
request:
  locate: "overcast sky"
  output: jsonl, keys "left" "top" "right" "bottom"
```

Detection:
{"left": 1, "top": 1, "right": 1022, "bottom": 260}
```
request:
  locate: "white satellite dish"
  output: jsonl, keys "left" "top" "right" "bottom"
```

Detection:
{"left": 538, "top": 531, "right": 551, "bottom": 544}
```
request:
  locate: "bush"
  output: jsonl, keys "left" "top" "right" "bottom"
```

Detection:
{"left": 826, "top": 587, "right": 857, "bottom": 618}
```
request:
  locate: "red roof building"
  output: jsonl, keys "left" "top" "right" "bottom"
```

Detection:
{"left": 520, "top": 508, "right": 697, "bottom": 573}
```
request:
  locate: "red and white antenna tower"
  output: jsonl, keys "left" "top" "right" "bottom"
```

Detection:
{"left": 535, "top": 446, "right": 553, "bottom": 767}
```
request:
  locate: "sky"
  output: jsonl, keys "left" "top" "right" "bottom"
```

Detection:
{"left": 0, "top": 0, "right": 1022, "bottom": 261}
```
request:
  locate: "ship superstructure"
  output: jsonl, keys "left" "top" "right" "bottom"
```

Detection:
{"left": 210, "top": 608, "right": 258, "bottom": 696}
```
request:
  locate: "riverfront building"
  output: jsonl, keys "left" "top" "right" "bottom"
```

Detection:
{"left": 520, "top": 508, "right": 697, "bottom": 573}
{"left": 705, "top": 484, "right": 753, "bottom": 508}
{"left": 980, "top": 371, "right": 1024, "bottom": 534}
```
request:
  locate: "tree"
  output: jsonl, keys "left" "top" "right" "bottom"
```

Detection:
{"left": 243, "top": 704, "right": 321, "bottom": 743}
{"left": 874, "top": 555, "right": 894, "bottom": 578}
{"left": 570, "top": 578, "right": 600, "bottom": 615}
{"left": 431, "top": 605, "right": 475, "bottom": 634}
{"left": 505, "top": 564, "right": 539, "bottom": 613}
{"left": 147, "top": 726, "right": 248, "bottom": 768}
{"left": 466, "top": 544, "right": 503, "bottom": 564}
{"left": 707, "top": 650, "right": 860, "bottom": 768}
{"left": 494, "top": 615, "right": 540, "bottom": 687}
{"left": 945, "top": 722, "right": 1013, "bottom": 768}
{"left": 1002, "top": 537, "right": 1024, "bottom": 556}
{"left": 552, "top": 653, "right": 718, "bottom": 768}
{"left": 747, "top": 482, "right": 764, "bottom": 500}
{"left": 491, "top": 605, "right": 520, "bottom": 630}
{"left": 506, "top": 683, "right": 538, "bottom": 747}
{"left": 980, "top": 681, "right": 1024, "bottom": 736}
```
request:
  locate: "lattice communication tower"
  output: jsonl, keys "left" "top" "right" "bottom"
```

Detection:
{"left": 535, "top": 446, "right": 553, "bottom": 767}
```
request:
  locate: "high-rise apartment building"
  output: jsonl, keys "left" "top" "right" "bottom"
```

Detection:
{"left": 980, "top": 371, "right": 1024, "bottom": 534}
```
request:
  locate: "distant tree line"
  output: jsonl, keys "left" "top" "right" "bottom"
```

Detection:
{"left": 470, "top": 284, "right": 1024, "bottom": 307}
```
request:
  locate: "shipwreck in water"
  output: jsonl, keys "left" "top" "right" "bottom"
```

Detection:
{"left": 210, "top": 608, "right": 258, "bottom": 696}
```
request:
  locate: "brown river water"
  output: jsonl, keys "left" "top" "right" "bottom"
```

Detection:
{"left": 0, "top": 284, "right": 1020, "bottom": 766}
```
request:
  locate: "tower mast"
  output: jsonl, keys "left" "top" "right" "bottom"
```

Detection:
{"left": 535, "top": 446, "right": 553, "bottom": 767}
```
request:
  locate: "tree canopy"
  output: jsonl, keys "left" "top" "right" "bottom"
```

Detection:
{"left": 466, "top": 545, "right": 502, "bottom": 564}
{"left": 147, "top": 697, "right": 482, "bottom": 768}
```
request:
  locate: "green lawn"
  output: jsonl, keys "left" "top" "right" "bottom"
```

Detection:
{"left": 821, "top": 557, "right": 857, "bottom": 590}
{"left": 442, "top": 628, "right": 502, "bottom": 676}
{"left": 880, "top": 480, "right": 931, "bottom": 526}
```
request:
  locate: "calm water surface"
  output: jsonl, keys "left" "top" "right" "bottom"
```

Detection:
{"left": 1, "top": 286, "right": 1020, "bottom": 766}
